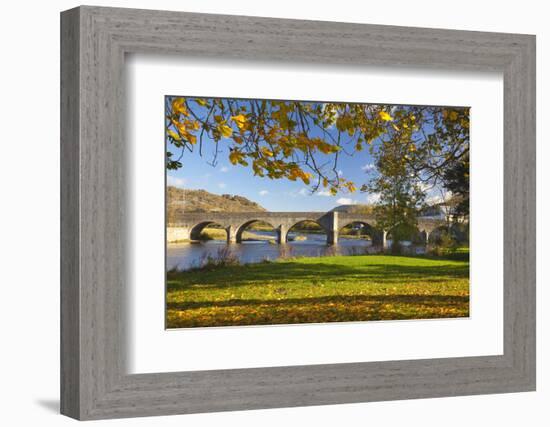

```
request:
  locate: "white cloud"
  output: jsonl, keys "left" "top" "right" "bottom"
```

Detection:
{"left": 419, "top": 182, "right": 432, "bottom": 192}
{"left": 337, "top": 170, "right": 343, "bottom": 176}
{"left": 336, "top": 197, "right": 358, "bottom": 205}
{"left": 361, "top": 163, "right": 376, "bottom": 171}
{"left": 167, "top": 175, "right": 186, "bottom": 188}
{"left": 218, "top": 182, "right": 227, "bottom": 189}
{"left": 426, "top": 191, "right": 452, "bottom": 205}
{"left": 259, "top": 190, "right": 269, "bottom": 196}
{"left": 220, "top": 166, "right": 229, "bottom": 173}
{"left": 366, "top": 192, "right": 381, "bottom": 204}
{"left": 288, "top": 188, "right": 310, "bottom": 198}
{"left": 316, "top": 189, "right": 332, "bottom": 197}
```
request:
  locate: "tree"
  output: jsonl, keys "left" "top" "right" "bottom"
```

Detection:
{"left": 166, "top": 97, "right": 424, "bottom": 194}
{"left": 441, "top": 153, "right": 469, "bottom": 220}
{"left": 366, "top": 129, "right": 426, "bottom": 250}
{"left": 166, "top": 97, "right": 469, "bottom": 216}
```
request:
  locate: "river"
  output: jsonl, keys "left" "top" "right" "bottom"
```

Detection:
{"left": 166, "top": 230, "right": 417, "bottom": 270}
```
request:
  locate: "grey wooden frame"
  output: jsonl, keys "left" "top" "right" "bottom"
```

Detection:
{"left": 60, "top": 5, "right": 536, "bottom": 420}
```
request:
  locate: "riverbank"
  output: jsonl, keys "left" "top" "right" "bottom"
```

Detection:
{"left": 166, "top": 254, "right": 469, "bottom": 328}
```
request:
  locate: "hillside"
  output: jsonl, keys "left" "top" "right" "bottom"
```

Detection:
{"left": 167, "top": 186, "right": 266, "bottom": 222}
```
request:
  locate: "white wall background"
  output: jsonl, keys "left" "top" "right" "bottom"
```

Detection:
{"left": 0, "top": 0, "right": 547, "bottom": 425}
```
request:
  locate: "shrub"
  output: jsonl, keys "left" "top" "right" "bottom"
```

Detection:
{"left": 429, "top": 229, "right": 458, "bottom": 257}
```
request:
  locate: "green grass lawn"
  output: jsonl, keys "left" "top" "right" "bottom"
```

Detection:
{"left": 166, "top": 254, "right": 470, "bottom": 328}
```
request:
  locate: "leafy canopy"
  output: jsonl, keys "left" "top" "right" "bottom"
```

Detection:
{"left": 166, "top": 97, "right": 469, "bottom": 208}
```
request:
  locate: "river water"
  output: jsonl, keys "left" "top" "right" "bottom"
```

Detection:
{"left": 166, "top": 230, "right": 412, "bottom": 270}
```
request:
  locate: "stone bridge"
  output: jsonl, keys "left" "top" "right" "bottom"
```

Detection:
{"left": 167, "top": 211, "right": 445, "bottom": 246}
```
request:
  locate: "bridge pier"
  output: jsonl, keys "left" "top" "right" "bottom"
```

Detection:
{"left": 226, "top": 225, "right": 237, "bottom": 244}
{"left": 325, "top": 211, "right": 339, "bottom": 245}
{"left": 277, "top": 224, "right": 288, "bottom": 244}
{"left": 424, "top": 230, "right": 430, "bottom": 246}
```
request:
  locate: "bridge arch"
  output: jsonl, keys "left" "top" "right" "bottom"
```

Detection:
{"left": 338, "top": 220, "right": 382, "bottom": 245}
{"left": 286, "top": 219, "right": 330, "bottom": 244}
{"left": 235, "top": 220, "right": 277, "bottom": 243}
{"left": 189, "top": 221, "right": 228, "bottom": 242}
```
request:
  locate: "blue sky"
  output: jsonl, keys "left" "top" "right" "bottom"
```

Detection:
{"left": 166, "top": 98, "right": 447, "bottom": 212}
{"left": 167, "top": 133, "right": 380, "bottom": 212}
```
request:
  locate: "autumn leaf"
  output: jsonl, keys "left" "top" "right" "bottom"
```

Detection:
{"left": 260, "top": 147, "right": 274, "bottom": 157}
{"left": 167, "top": 129, "right": 181, "bottom": 141}
{"left": 231, "top": 114, "right": 248, "bottom": 130}
{"left": 378, "top": 111, "right": 394, "bottom": 121}
{"left": 229, "top": 150, "right": 244, "bottom": 165}
{"left": 171, "top": 98, "right": 189, "bottom": 116}
{"left": 218, "top": 124, "right": 233, "bottom": 138}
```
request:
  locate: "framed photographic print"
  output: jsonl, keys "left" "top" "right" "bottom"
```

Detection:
{"left": 61, "top": 6, "right": 536, "bottom": 420}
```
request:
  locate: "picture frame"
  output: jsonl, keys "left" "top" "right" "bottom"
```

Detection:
{"left": 60, "top": 5, "right": 536, "bottom": 420}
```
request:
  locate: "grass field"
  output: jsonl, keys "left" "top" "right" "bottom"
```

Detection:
{"left": 166, "top": 253, "right": 469, "bottom": 328}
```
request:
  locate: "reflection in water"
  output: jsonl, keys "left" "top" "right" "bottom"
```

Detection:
{"left": 167, "top": 230, "right": 386, "bottom": 270}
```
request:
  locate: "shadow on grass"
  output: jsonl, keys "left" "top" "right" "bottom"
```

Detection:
{"left": 167, "top": 293, "right": 469, "bottom": 311}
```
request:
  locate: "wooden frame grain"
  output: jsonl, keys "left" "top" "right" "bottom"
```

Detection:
{"left": 60, "top": 5, "right": 536, "bottom": 420}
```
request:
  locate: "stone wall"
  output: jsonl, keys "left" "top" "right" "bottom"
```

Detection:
{"left": 167, "top": 227, "right": 190, "bottom": 243}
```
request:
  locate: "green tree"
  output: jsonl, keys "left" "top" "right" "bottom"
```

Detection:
{"left": 441, "top": 153, "right": 469, "bottom": 220}
{"left": 366, "top": 129, "right": 426, "bottom": 250}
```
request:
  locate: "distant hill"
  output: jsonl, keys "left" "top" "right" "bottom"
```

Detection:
{"left": 167, "top": 186, "right": 266, "bottom": 223}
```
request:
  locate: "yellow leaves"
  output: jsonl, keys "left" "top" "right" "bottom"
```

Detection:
{"left": 318, "top": 141, "right": 337, "bottom": 154}
{"left": 229, "top": 150, "right": 240, "bottom": 165}
{"left": 378, "top": 111, "right": 394, "bottom": 121}
{"left": 336, "top": 115, "right": 353, "bottom": 132}
{"left": 260, "top": 147, "right": 274, "bottom": 157}
{"left": 172, "top": 119, "right": 198, "bottom": 144}
{"left": 217, "top": 124, "right": 233, "bottom": 138}
{"left": 330, "top": 187, "right": 338, "bottom": 196}
{"left": 231, "top": 114, "right": 248, "bottom": 130}
{"left": 271, "top": 108, "right": 296, "bottom": 131}
{"left": 167, "top": 129, "right": 181, "bottom": 141}
{"left": 171, "top": 98, "right": 188, "bottom": 116}
{"left": 252, "top": 160, "right": 265, "bottom": 177}
{"left": 229, "top": 150, "right": 247, "bottom": 166}
{"left": 287, "top": 167, "right": 312, "bottom": 185}
{"left": 194, "top": 98, "right": 208, "bottom": 106}
{"left": 443, "top": 110, "right": 459, "bottom": 121}
{"left": 344, "top": 181, "right": 357, "bottom": 193}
